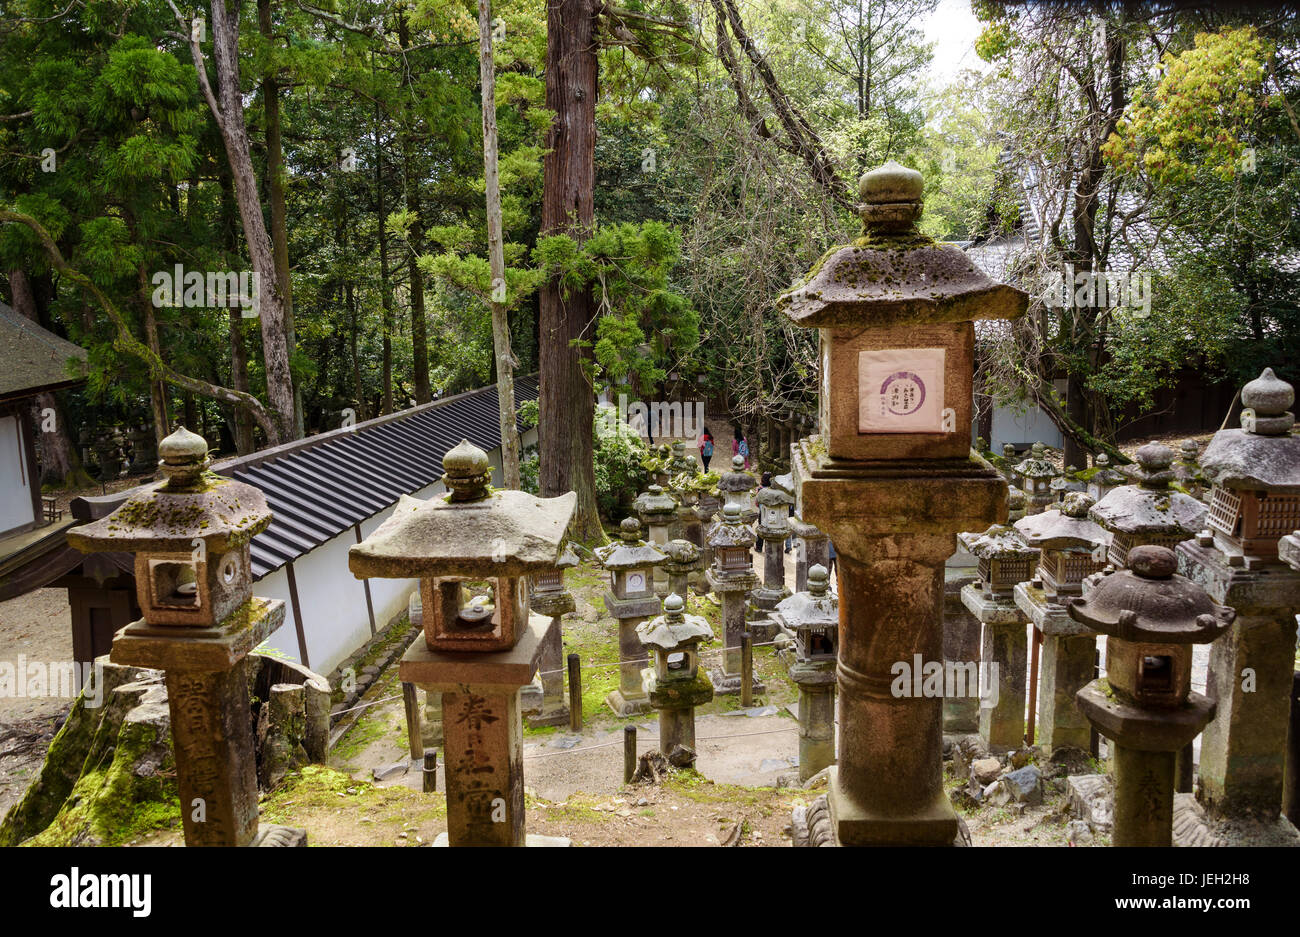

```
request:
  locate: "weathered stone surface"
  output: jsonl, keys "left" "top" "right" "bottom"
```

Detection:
{"left": 970, "top": 757, "right": 1002, "bottom": 786}
{"left": 989, "top": 765, "right": 1042, "bottom": 806}
{"left": 348, "top": 489, "right": 577, "bottom": 579}
{"left": 1068, "top": 773, "right": 1114, "bottom": 833}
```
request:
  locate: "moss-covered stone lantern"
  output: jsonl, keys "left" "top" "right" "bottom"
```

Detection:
{"left": 717, "top": 455, "right": 758, "bottom": 524}
{"left": 1176, "top": 367, "right": 1300, "bottom": 841}
{"left": 772, "top": 564, "right": 839, "bottom": 781}
{"left": 1014, "top": 442, "right": 1058, "bottom": 515}
{"left": 959, "top": 523, "right": 1038, "bottom": 752}
{"left": 594, "top": 517, "right": 667, "bottom": 716}
{"left": 782, "top": 160, "right": 1027, "bottom": 846}
{"left": 637, "top": 483, "right": 678, "bottom": 596}
{"left": 349, "top": 439, "right": 575, "bottom": 846}
{"left": 1013, "top": 492, "right": 1110, "bottom": 753}
{"left": 1070, "top": 546, "right": 1234, "bottom": 847}
{"left": 706, "top": 503, "right": 762, "bottom": 695}
{"left": 1173, "top": 439, "right": 1207, "bottom": 501}
{"left": 67, "top": 426, "right": 296, "bottom": 847}
{"left": 1090, "top": 443, "right": 1206, "bottom": 569}
{"left": 638, "top": 593, "right": 714, "bottom": 762}
{"left": 523, "top": 542, "right": 579, "bottom": 728}
{"left": 1085, "top": 452, "right": 1127, "bottom": 503}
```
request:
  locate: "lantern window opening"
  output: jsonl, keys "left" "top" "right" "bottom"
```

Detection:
{"left": 149, "top": 558, "right": 202, "bottom": 609}
{"left": 1138, "top": 654, "right": 1174, "bottom": 695}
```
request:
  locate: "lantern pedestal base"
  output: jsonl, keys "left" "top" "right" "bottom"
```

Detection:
{"left": 790, "top": 663, "right": 836, "bottom": 782}
{"left": 708, "top": 666, "right": 766, "bottom": 697}
{"left": 1171, "top": 793, "right": 1300, "bottom": 847}
{"left": 827, "top": 767, "right": 961, "bottom": 846}
{"left": 962, "top": 585, "right": 1028, "bottom": 753}
{"left": 942, "top": 565, "right": 981, "bottom": 733}
{"left": 1016, "top": 583, "right": 1096, "bottom": 754}
{"left": 605, "top": 688, "right": 652, "bottom": 717}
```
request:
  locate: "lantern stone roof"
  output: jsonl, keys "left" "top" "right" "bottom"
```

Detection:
{"left": 638, "top": 484, "right": 677, "bottom": 517}
{"left": 1198, "top": 369, "right": 1300, "bottom": 492}
{"left": 68, "top": 428, "right": 271, "bottom": 554}
{"left": 1014, "top": 493, "right": 1109, "bottom": 551}
{"left": 1089, "top": 444, "right": 1207, "bottom": 535}
{"left": 755, "top": 485, "right": 793, "bottom": 507}
{"left": 773, "top": 565, "right": 838, "bottom": 632}
{"left": 554, "top": 542, "right": 580, "bottom": 570}
{"left": 708, "top": 505, "right": 756, "bottom": 548}
{"left": 636, "top": 594, "right": 713, "bottom": 650}
{"left": 777, "top": 163, "right": 1027, "bottom": 329}
{"left": 1014, "top": 442, "right": 1057, "bottom": 480}
{"left": 348, "top": 441, "right": 576, "bottom": 578}
{"left": 1067, "top": 546, "right": 1234, "bottom": 644}
{"left": 662, "top": 538, "right": 701, "bottom": 566}
{"left": 717, "top": 457, "right": 756, "bottom": 492}
{"left": 773, "top": 473, "right": 795, "bottom": 497}
{"left": 595, "top": 518, "right": 667, "bottom": 570}
{"left": 958, "top": 525, "right": 1037, "bottom": 560}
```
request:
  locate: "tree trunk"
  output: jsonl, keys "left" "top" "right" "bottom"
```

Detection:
{"left": 479, "top": 0, "right": 520, "bottom": 489}
{"left": 398, "top": 12, "right": 431, "bottom": 406}
{"left": 539, "top": 0, "right": 601, "bottom": 541}
{"left": 8, "top": 269, "right": 90, "bottom": 487}
{"left": 189, "top": 0, "right": 295, "bottom": 445}
{"left": 257, "top": 0, "right": 303, "bottom": 438}
{"left": 373, "top": 95, "right": 394, "bottom": 415}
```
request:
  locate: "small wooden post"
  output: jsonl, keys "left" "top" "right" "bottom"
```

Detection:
{"left": 624, "top": 725, "right": 637, "bottom": 783}
{"left": 567, "top": 653, "right": 582, "bottom": 732}
{"left": 741, "top": 633, "right": 753, "bottom": 707}
{"left": 402, "top": 681, "right": 423, "bottom": 761}
{"left": 1026, "top": 627, "right": 1041, "bottom": 746}
{"left": 423, "top": 750, "right": 437, "bottom": 793}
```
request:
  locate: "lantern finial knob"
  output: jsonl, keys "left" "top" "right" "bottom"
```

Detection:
{"left": 1129, "top": 544, "right": 1178, "bottom": 580}
{"left": 858, "top": 160, "right": 924, "bottom": 234}
{"left": 808, "top": 564, "right": 830, "bottom": 595}
{"left": 663, "top": 592, "right": 685, "bottom": 618}
{"left": 620, "top": 516, "right": 642, "bottom": 541}
{"left": 157, "top": 425, "right": 210, "bottom": 488}
{"left": 442, "top": 439, "right": 492, "bottom": 501}
{"left": 1240, "top": 367, "right": 1294, "bottom": 435}
{"left": 1135, "top": 443, "right": 1174, "bottom": 489}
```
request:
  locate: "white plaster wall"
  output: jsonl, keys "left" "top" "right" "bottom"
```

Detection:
{"left": 254, "top": 427, "right": 538, "bottom": 676}
{"left": 0, "top": 414, "right": 34, "bottom": 535}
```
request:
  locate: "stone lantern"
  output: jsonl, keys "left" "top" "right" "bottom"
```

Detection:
{"left": 349, "top": 439, "right": 575, "bottom": 847}
{"left": 637, "top": 484, "right": 677, "bottom": 596}
{"left": 638, "top": 593, "right": 714, "bottom": 763}
{"left": 782, "top": 160, "right": 1027, "bottom": 846}
{"left": 752, "top": 483, "right": 794, "bottom": 615}
{"left": 523, "top": 542, "right": 579, "bottom": 728}
{"left": 1050, "top": 466, "right": 1086, "bottom": 504}
{"left": 772, "top": 565, "right": 839, "bottom": 781}
{"left": 1000, "top": 443, "right": 1019, "bottom": 485}
{"left": 1176, "top": 368, "right": 1300, "bottom": 842}
{"left": 67, "top": 426, "right": 299, "bottom": 847}
{"left": 1013, "top": 492, "right": 1110, "bottom": 753}
{"left": 1173, "top": 439, "right": 1206, "bottom": 500}
{"left": 706, "top": 503, "right": 763, "bottom": 695}
{"left": 959, "top": 524, "right": 1039, "bottom": 752}
{"left": 1014, "top": 442, "right": 1058, "bottom": 515}
{"left": 1085, "top": 451, "right": 1127, "bottom": 504}
{"left": 1090, "top": 443, "right": 1206, "bottom": 569}
{"left": 717, "top": 455, "right": 757, "bottom": 524}
{"left": 1070, "top": 546, "right": 1234, "bottom": 847}
{"left": 790, "top": 517, "right": 830, "bottom": 594}
{"left": 127, "top": 423, "right": 158, "bottom": 476}
{"left": 594, "top": 517, "right": 667, "bottom": 716}
{"left": 661, "top": 538, "right": 702, "bottom": 600}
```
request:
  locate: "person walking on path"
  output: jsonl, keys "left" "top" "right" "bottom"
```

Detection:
{"left": 733, "top": 425, "right": 750, "bottom": 470}
{"left": 698, "top": 426, "right": 715, "bottom": 471}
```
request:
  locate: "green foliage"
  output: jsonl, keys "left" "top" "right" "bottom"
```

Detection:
{"left": 592, "top": 402, "right": 650, "bottom": 517}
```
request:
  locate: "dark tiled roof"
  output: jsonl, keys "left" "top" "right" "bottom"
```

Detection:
{"left": 0, "top": 300, "right": 88, "bottom": 402}
{"left": 211, "top": 375, "right": 539, "bottom": 580}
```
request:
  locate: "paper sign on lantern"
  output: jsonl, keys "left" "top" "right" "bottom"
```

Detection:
{"left": 857, "top": 348, "right": 945, "bottom": 433}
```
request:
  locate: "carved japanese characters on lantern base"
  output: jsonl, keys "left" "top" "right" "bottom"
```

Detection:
{"left": 349, "top": 440, "right": 575, "bottom": 847}
{"left": 68, "top": 426, "right": 302, "bottom": 847}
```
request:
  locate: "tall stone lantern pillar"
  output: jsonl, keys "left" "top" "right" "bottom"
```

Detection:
{"left": 1013, "top": 492, "right": 1110, "bottom": 754}
{"left": 349, "top": 440, "right": 576, "bottom": 847}
{"left": 1070, "top": 546, "right": 1234, "bottom": 847}
{"left": 523, "top": 543, "right": 579, "bottom": 728}
{"left": 790, "top": 517, "right": 830, "bottom": 593}
{"left": 595, "top": 518, "right": 668, "bottom": 716}
{"left": 783, "top": 160, "right": 1027, "bottom": 846}
{"left": 68, "top": 427, "right": 301, "bottom": 847}
{"left": 1177, "top": 368, "right": 1300, "bottom": 842}
{"left": 959, "top": 523, "right": 1039, "bottom": 752}
{"left": 637, "top": 484, "right": 677, "bottom": 597}
{"left": 707, "top": 503, "right": 763, "bottom": 695}
{"left": 771, "top": 564, "right": 839, "bottom": 781}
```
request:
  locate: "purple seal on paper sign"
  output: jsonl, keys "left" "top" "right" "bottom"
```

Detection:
{"left": 880, "top": 371, "right": 926, "bottom": 416}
